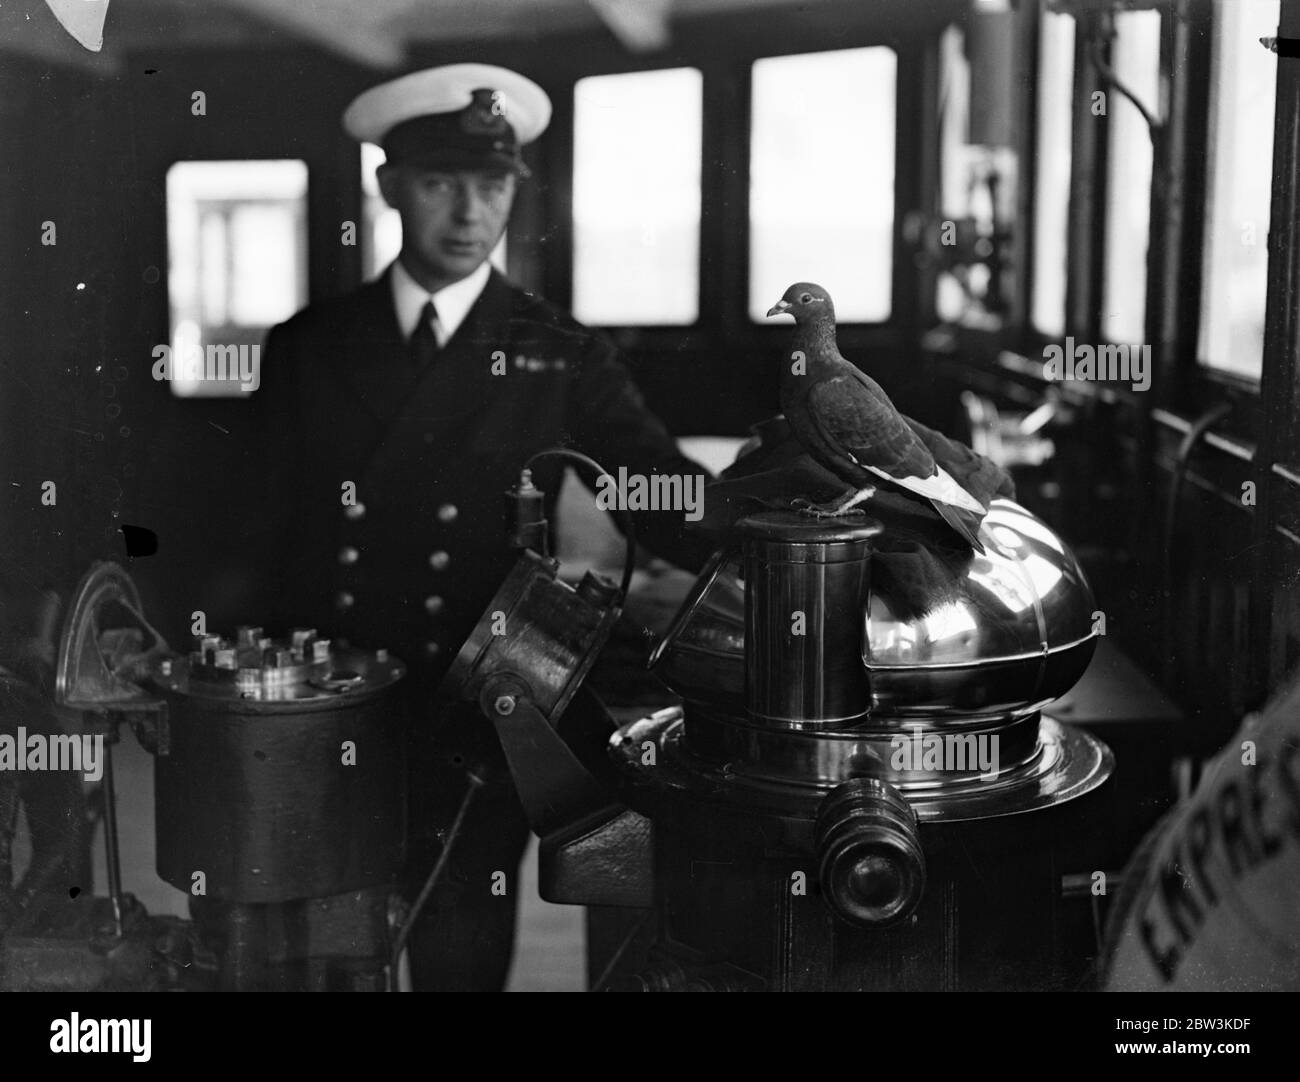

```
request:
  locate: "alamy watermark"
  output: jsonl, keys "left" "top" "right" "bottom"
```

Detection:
{"left": 594, "top": 467, "right": 705, "bottom": 522}
{"left": 152, "top": 343, "right": 261, "bottom": 392}
{"left": 1043, "top": 337, "right": 1151, "bottom": 393}
{"left": 890, "top": 723, "right": 1000, "bottom": 780}
{"left": 0, "top": 728, "right": 104, "bottom": 781}
{"left": 50, "top": 1014, "right": 151, "bottom": 1062}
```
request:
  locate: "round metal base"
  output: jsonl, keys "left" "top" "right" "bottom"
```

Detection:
{"left": 150, "top": 647, "right": 403, "bottom": 709}
{"left": 612, "top": 706, "right": 1112, "bottom": 825}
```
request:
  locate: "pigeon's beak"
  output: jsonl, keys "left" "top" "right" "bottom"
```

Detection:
{"left": 766, "top": 300, "right": 791, "bottom": 318}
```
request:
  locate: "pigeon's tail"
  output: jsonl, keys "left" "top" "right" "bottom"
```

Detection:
{"left": 931, "top": 500, "right": 987, "bottom": 555}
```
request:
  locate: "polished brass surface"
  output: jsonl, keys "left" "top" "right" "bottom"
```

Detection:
{"left": 651, "top": 498, "right": 1098, "bottom": 723}
{"left": 613, "top": 706, "right": 1113, "bottom": 824}
{"left": 647, "top": 549, "right": 745, "bottom": 709}
{"left": 738, "top": 511, "right": 882, "bottom": 729}
{"left": 864, "top": 499, "right": 1099, "bottom": 717}
{"left": 683, "top": 706, "right": 1042, "bottom": 790}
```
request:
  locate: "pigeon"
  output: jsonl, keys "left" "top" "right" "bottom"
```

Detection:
{"left": 766, "top": 281, "right": 988, "bottom": 552}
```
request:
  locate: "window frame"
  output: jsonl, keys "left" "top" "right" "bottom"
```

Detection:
{"left": 481, "top": 14, "right": 934, "bottom": 357}
{"left": 1003, "top": 0, "right": 1268, "bottom": 448}
{"left": 1194, "top": 0, "right": 1280, "bottom": 385}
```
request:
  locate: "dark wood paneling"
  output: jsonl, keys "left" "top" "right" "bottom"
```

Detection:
{"left": 0, "top": 45, "right": 377, "bottom": 640}
{"left": 1, "top": 55, "right": 121, "bottom": 593}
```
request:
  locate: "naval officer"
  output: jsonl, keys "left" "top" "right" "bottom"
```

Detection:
{"left": 248, "top": 64, "right": 713, "bottom": 990}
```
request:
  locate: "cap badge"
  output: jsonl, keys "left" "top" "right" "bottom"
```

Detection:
{"left": 462, "top": 88, "right": 511, "bottom": 136}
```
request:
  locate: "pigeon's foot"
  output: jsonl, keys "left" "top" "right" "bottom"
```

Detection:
{"left": 792, "top": 486, "right": 877, "bottom": 518}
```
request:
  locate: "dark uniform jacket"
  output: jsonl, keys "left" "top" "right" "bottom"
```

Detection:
{"left": 248, "top": 265, "right": 712, "bottom": 692}
{"left": 239, "top": 265, "right": 715, "bottom": 990}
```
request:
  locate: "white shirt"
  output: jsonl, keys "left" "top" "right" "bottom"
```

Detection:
{"left": 390, "top": 258, "right": 492, "bottom": 349}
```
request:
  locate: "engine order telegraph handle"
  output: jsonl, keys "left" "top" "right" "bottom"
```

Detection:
{"left": 479, "top": 673, "right": 624, "bottom": 840}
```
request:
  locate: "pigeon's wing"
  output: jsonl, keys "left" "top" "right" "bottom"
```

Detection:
{"left": 806, "top": 376, "right": 985, "bottom": 514}
{"left": 805, "top": 375, "right": 933, "bottom": 478}
{"left": 839, "top": 365, "right": 1009, "bottom": 499}
{"left": 902, "top": 414, "right": 1016, "bottom": 503}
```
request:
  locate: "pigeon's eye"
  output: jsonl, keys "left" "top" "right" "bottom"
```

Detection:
{"left": 799, "top": 292, "right": 813, "bottom": 304}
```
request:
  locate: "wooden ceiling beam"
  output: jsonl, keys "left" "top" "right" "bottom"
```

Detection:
{"left": 209, "top": 0, "right": 406, "bottom": 68}
{"left": 0, "top": 0, "right": 120, "bottom": 73}
{"left": 587, "top": 0, "right": 673, "bottom": 52}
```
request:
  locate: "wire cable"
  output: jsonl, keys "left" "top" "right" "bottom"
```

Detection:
{"left": 1088, "top": 37, "right": 1164, "bottom": 136}
{"left": 588, "top": 912, "right": 654, "bottom": 993}
{"left": 524, "top": 447, "right": 638, "bottom": 599}
{"left": 387, "top": 769, "right": 485, "bottom": 991}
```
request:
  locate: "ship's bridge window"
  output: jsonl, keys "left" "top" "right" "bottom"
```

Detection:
{"left": 1101, "top": 8, "right": 1162, "bottom": 346}
{"left": 936, "top": 25, "right": 972, "bottom": 323}
{"left": 360, "top": 141, "right": 506, "bottom": 283}
{"left": 571, "top": 67, "right": 703, "bottom": 326}
{"left": 165, "top": 159, "right": 308, "bottom": 398}
{"left": 1031, "top": 9, "right": 1076, "bottom": 338}
{"left": 749, "top": 46, "right": 897, "bottom": 324}
{"left": 934, "top": 21, "right": 1015, "bottom": 327}
{"left": 1198, "top": 0, "right": 1279, "bottom": 381}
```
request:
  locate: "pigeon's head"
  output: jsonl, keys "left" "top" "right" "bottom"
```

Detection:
{"left": 766, "top": 282, "right": 834, "bottom": 323}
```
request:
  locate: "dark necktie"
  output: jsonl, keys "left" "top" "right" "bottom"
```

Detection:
{"left": 409, "top": 300, "right": 439, "bottom": 370}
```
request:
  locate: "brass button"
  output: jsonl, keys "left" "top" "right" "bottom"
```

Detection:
{"left": 428, "top": 550, "right": 450, "bottom": 571}
{"left": 424, "top": 641, "right": 442, "bottom": 657}
{"left": 344, "top": 502, "right": 366, "bottom": 521}
{"left": 437, "top": 504, "right": 458, "bottom": 524}
{"left": 336, "top": 591, "right": 355, "bottom": 611}
{"left": 339, "top": 545, "right": 360, "bottom": 565}
{"left": 424, "top": 596, "right": 444, "bottom": 615}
